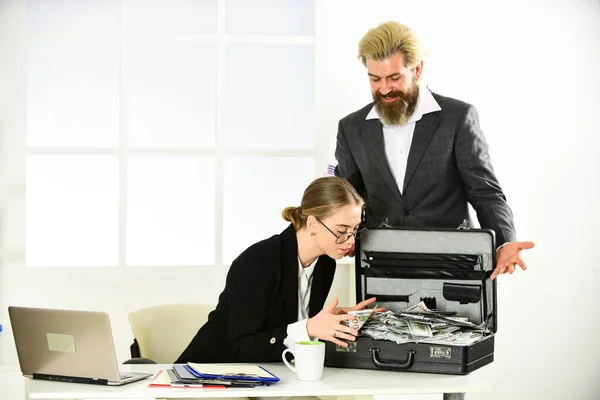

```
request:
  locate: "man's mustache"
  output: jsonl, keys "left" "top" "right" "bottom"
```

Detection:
{"left": 374, "top": 90, "right": 405, "bottom": 100}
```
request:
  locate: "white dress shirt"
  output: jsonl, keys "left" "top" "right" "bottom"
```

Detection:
{"left": 283, "top": 257, "right": 318, "bottom": 348}
{"left": 366, "top": 88, "right": 441, "bottom": 195}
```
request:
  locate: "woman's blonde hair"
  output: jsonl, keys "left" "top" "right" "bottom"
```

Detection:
{"left": 282, "top": 177, "right": 364, "bottom": 231}
{"left": 358, "top": 21, "right": 425, "bottom": 68}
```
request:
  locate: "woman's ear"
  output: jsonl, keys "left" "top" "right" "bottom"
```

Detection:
{"left": 306, "top": 215, "right": 317, "bottom": 234}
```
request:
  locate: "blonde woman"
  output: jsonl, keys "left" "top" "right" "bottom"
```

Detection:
{"left": 177, "top": 177, "right": 379, "bottom": 363}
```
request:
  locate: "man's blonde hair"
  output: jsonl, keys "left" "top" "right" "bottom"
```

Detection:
{"left": 358, "top": 21, "right": 425, "bottom": 68}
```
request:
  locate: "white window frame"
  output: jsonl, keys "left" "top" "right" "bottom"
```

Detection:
{"left": 16, "top": 0, "right": 318, "bottom": 268}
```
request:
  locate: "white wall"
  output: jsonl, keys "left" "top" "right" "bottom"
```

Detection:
{"left": 1, "top": 1, "right": 600, "bottom": 399}
{"left": 316, "top": 0, "right": 600, "bottom": 399}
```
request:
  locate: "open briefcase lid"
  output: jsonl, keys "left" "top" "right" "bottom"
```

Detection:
{"left": 354, "top": 227, "right": 498, "bottom": 333}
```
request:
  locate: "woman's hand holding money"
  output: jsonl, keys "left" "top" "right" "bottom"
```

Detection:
{"left": 306, "top": 297, "right": 359, "bottom": 347}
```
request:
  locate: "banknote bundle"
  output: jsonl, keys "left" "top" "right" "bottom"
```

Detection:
{"left": 360, "top": 301, "right": 490, "bottom": 346}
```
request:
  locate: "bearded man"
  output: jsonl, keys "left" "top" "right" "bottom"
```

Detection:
{"left": 334, "top": 21, "right": 533, "bottom": 281}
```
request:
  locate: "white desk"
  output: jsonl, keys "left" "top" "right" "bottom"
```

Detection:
{"left": 1, "top": 364, "right": 491, "bottom": 400}
{"left": 0, "top": 367, "right": 27, "bottom": 399}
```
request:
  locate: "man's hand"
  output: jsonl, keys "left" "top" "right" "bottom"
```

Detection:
{"left": 332, "top": 297, "right": 386, "bottom": 315}
{"left": 306, "top": 297, "right": 358, "bottom": 347}
{"left": 491, "top": 241, "right": 535, "bottom": 280}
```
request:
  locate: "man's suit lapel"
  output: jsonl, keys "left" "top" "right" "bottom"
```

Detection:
{"left": 280, "top": 225, "right": 299, "bottom": 323}
{"left": 361, "top": 119, "right": 402, "bottom": 200}
{"left": 403, "top": 113, "right": 441, "bottom": 192}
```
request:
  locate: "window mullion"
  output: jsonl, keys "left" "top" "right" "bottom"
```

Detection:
{"left": 118, "top": 0, "right": 130, "bottom": 268}
{"left": 215, "top": 0, "right": 226, "bottom": 268}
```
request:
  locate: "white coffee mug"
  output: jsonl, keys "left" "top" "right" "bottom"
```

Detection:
{"left": 281, "top": 341, "right": 325, "bottom": 381}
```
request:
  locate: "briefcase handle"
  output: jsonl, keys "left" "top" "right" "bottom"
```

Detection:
{"left": 370, "top": 348, "right": 415, "bottom": 370}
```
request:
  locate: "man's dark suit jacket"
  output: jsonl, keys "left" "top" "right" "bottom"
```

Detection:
{"left": 175, "top": 224, "right": 336, "bottom": 363}
{"left": 335, "top": 92, "right": 516, "bottom": 246}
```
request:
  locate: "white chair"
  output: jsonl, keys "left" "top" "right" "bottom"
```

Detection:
{"left": 128, "top": 303, "right": 251, "bottom": 400}
{"left": 128, "top": 303, "right": 214, "bottom": 364}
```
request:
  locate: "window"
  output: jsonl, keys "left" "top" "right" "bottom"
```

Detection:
{"left": 24, "top": 0, "right": 316, "bottom": 267}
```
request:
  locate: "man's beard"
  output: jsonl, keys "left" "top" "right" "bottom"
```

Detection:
{"left": 373, "top": 83, "right": 420, "bottom": 127}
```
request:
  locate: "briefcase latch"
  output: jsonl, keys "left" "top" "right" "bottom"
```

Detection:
{"left": 430, "top": 346, "right": 452, "bottom": 359}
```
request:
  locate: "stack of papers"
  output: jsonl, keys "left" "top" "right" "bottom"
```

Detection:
{"left": 149, "top": 369, "right": 221, "bottom": 388}
{"left": 149, "top": 363, "right": 280, "bottom": 389}
{"left": 185, "top": 363, "right": 280, "bottom": 384}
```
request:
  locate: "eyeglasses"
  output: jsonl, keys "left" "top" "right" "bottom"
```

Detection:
{"left": 316, "top": 218, "right": 366, "bottom": 244}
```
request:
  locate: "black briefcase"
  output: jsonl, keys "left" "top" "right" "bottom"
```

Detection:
{"left": 325, "top": 227, "right": 497, "bottom": 375}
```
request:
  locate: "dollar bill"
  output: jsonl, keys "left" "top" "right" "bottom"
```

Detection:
{"left": 347, "top": 304, "right": 378, "bottom": 331}
{"left": 405, "top": 301, "right": 431, "bottom": 313}
{"left": 407, "top": 320, "right": 433, "bottom": 337}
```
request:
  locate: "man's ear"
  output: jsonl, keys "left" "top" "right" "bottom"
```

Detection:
{"left": 414, "top": 60, "right": 424, "bottom": 82}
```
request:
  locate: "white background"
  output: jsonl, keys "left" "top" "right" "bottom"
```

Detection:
{"left": 1, "top": 1, "right": 600, "bottom": 399}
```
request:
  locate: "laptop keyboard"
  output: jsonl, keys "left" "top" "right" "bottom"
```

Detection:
{"left": 120, "top": 373, "right": 132, "bottom": 380}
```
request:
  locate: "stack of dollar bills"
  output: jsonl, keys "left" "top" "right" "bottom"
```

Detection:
{"left": 360, "top": 301, "right": 490, "bottom": 346}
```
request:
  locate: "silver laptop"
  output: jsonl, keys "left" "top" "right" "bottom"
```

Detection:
{"left": 8, "top": 306, "right": 153, "bottom": 386}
